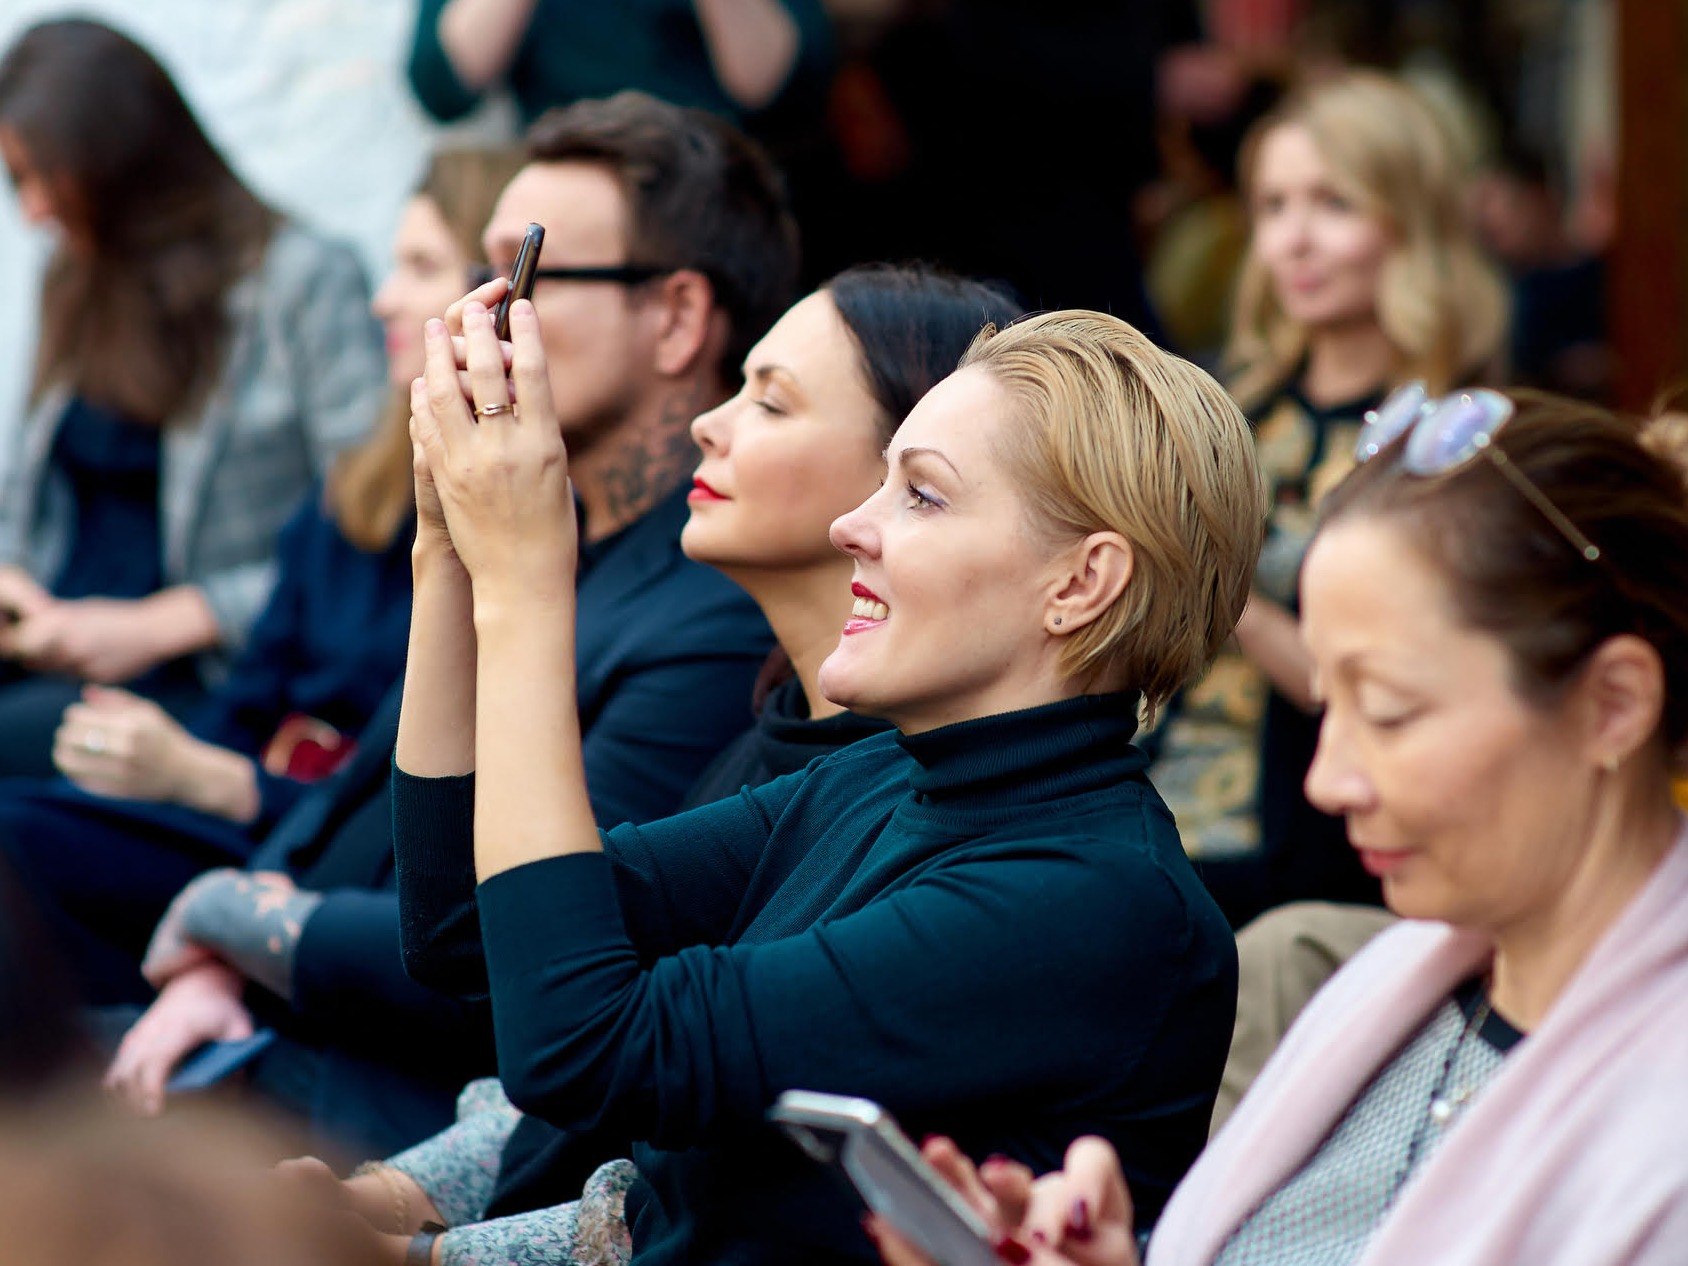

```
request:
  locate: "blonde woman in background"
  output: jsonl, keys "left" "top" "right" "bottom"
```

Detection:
{"left": 1150, "top": 70, "right": 1509, "bottom": 928}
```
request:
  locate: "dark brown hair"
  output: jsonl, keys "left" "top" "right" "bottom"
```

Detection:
{"left": 325, "top": 146, "right": 525, "bottom": 552}
{"left": 824, "top": 264, "right": 1021, "bottom": 440}
{"left": 1318, "top": 390, "right": 1688, "bottom": 763}
{"left": 0, "top": 19, "right": 277, "bottom": 425}
{"left": 524, "top": 91, "right": 799, "bottom": 386}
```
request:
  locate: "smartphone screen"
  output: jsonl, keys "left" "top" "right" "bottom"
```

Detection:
{"left": 492, "top": 222, "right": 545, "bottom": 340}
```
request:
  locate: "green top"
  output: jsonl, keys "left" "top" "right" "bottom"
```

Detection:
{"left": 406, "top": 0, "right": 834, "bottom": 125}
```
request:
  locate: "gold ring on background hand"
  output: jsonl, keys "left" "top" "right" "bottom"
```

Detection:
{"left": 474, "top": 402, "right": 516, "bottom": 419}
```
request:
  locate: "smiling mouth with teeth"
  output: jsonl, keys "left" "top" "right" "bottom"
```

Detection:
{"left": 850, "top": 596, "right": 889, "bottom": 621}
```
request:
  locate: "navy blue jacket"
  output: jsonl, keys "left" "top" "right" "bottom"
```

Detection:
{"left": 194, "top": 490, "right": 414, "bottom": 830}
{"left": 0, "top": 489, "right": 411, "bottom": 1013}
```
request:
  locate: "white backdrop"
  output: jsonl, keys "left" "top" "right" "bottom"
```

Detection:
{"left": 0, "top": 0, "right": 511, "bottom": 426}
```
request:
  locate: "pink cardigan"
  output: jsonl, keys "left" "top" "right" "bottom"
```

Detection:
{"left": 1151, "top": 818, "right": 1688, "bottom": 1266}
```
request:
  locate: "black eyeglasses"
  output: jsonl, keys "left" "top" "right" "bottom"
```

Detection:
{"left": 468, "top": 264, "right": 671, "bottom": 289}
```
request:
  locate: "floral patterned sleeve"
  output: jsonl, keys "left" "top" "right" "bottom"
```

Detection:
{"left": 436, "top": 1160, "right": 638, "bottom": 1266}
{"left": 386, "top": 1078, "right": 521, "bottom": 1226}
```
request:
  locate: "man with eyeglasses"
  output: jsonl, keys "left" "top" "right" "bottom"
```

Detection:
{"left": 473, "top": 93, "right": 792, "bottom": 547}
{"left": 68, "top": 92, "right": 795, "bottom": 1160}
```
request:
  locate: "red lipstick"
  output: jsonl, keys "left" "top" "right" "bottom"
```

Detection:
{"left": 844, "top": 581, "right": 888, "bottom": 636}
{"left": 688, "top": 477, "right": 728, "bottom": 503}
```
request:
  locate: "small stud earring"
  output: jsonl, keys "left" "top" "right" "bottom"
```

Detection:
{"left": 1052, "top": 616, "right": 1063, "bottom": 627}
{"left": 1602, "top": 753, "right": 1620, "bottom": 774}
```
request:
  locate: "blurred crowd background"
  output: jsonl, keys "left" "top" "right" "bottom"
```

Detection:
{"left": 0, "top": 0, "right": 1680, "bottom": 426}
{"left": 0, "top": 3, "right": 1682, "bottom": 1261}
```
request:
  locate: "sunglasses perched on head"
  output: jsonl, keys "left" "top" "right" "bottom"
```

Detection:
{"left": 1353, "top": 382, "right": 1601, "bottom": 563}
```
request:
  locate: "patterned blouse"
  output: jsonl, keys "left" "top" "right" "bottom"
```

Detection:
{"left": 1213, "top": 979, "right": 1525, "bottom": 1266}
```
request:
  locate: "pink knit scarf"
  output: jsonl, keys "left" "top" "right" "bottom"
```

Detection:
{"left": 1151, "top": 818, "right": 1688, "bottom": 1266}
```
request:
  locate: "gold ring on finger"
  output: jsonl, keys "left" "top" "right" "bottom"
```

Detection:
{"left": 475, "top": 402, "right": 516, "bottom": 419}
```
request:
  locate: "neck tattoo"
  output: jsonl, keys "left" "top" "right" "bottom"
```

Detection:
{"left": 589, "top": 381, "right": 714, "bottom": 540}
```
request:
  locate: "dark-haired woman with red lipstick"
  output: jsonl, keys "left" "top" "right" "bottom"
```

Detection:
{"left": 391, "top": 297, "right": 1267, "bottom": 1264}
{"left": 675, "top": 265, "right": 1024, "bottom": 797}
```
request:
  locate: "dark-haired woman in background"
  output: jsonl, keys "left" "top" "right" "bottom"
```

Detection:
{"left": 0, "top": 18, "right": 385, "bottom": 776}
{"left": 284, "top": 263, "right": 1024, "bottom": 1265}
{"left": 0, "top": 146, "right": 522, "bottom": 1013}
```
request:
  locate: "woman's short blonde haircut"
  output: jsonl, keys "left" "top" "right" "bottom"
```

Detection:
{"left": 960, "top": 311, "right": 1267, "bottom": 716}
{"left": 1226, "top": 70, "right": 1508, "bottom": 411}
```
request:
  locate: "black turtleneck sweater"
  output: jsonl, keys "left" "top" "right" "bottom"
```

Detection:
{"left": 678, "top": 673, "right": 891, "bottom": 812}
{"left": 394, "top": 692, "right": 1236, "bottom": 1264}
{"left": 476, "top": 676, "right": 892, "bottom": 1217}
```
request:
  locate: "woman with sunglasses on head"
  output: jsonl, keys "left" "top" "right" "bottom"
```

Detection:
{"left": 1149, "top": 70, "right": 1509, "bottom": 928}
{"left": 390, "top": 304, "right": 1264, "bottom": 1263}
{"left": 873, "top": 387, "right": 1688, "bottom": 1266}
{"left": 0, "top": 19, "right": 387, "bottom": 777}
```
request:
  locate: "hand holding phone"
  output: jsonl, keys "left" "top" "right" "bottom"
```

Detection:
{"left": 771, "top": 1090, "right": 1000, "bottom": 1266}
{"left": 492, "top": 222, "right": 545, "bottom": 340}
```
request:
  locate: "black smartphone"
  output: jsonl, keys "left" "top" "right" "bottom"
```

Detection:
{"left": 492, "top": 222, "right": 545, "bottom": 340}
{"left": 770, "top": 1090, "right": 998, "bottom": 1266}
{"left": 165, "top": 1028, "right": 277, "bottom": 1094}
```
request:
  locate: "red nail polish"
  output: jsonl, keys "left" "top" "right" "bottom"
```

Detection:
{"left": 921, "top": 1134, "right": 942, "bottom": 1148}
{"left": 994, "top": 1235, "right": 1032, "bottom": 1265}
{"left": 1068, "top": 1197, "right": 1093, "bottom": 1241}
{"left": 983, "top": 1153, "right": 1012, "bottom": 1167}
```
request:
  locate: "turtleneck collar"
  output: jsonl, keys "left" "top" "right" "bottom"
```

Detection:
{"left": 895, "top": 691, "right": 1148, "bottom": 813}
{"left": 759, "top": 674, "right": 888, "bottom": 745}
{"left": 738, "top": 674, "right": 893, "bottom": 782}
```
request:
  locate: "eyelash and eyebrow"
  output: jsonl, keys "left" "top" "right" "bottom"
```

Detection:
{"left": 905, "top": 481, "right": 940, "bottom": 509}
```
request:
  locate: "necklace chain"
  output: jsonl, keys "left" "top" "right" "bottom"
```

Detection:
{"left": 1394, "top": 984, "right": 1493, "bottom": 1194}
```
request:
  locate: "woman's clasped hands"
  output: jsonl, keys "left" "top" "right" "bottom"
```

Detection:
{"left": 410, "top": 292, "right": 578, "bottom": 610}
